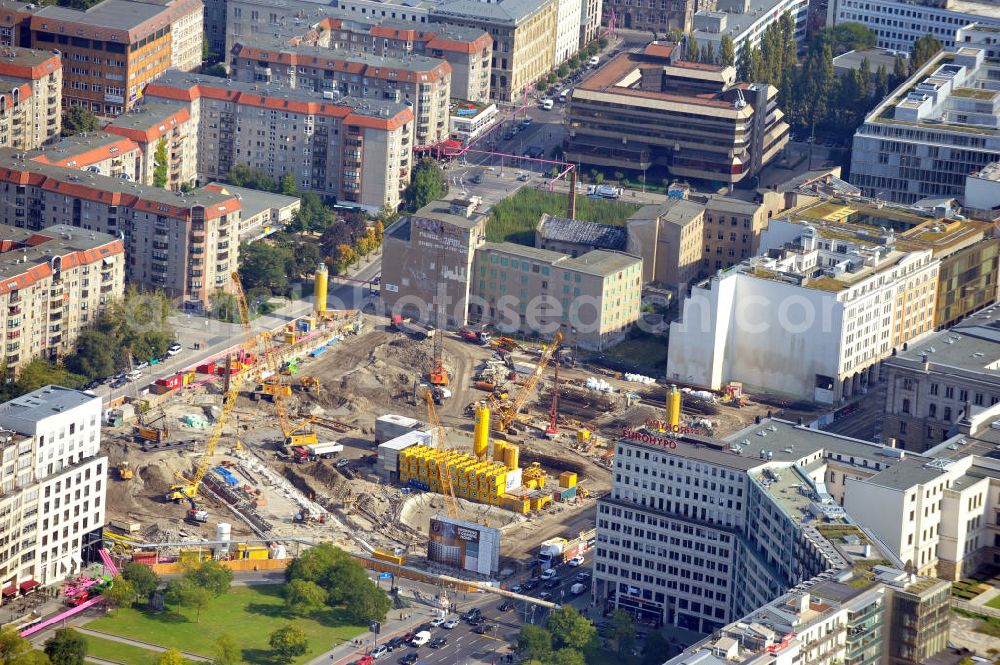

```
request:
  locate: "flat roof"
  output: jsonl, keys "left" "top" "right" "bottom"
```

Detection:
{"left": 411, "top": 200, "right": 488, "bottom": 230}
{"left": 885, "top": 306, "right": 1000, "bottom": 375}
{"left": 561, "top": 250, "right": 641, "bottom": 276}
{"left": 232, "top": 38, "right": 450, "bottom": 75}
{"left": 631, "top": 199, "right": 704, "bottom": 227}
{"left": 535, "top": 214, "right": 627, "bottom": 250}
{"left": 33, "top": 0, "right": 181, "bottom": 32}
{"left": 432, "top": 0, "right": 550, "bottom": 24}
{"left": 0, "top": 386, "right": 99, "bottom": 429}
{"left": 0, "top": 223, "right": 122, "bottom": 283}
{"left": 205, "top": 183, "right": 300, "bottom": 219}
{"left": 832, "top": 48, "right": 902, "bottom": 73}
{"left": 693, "top": 0, "right": 805, "bottom": 41}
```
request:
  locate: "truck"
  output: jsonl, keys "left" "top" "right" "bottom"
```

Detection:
{"left": 292, "top": 441, "right": 344, "bottom": 462}
{"left": 459, "top": 325, "right": 492, "bottom": 344}
{"left": 537, "top": 530, "right": 594, "bottom": 567}
{"left": 391, "top": 314, "right": 434, "bottom": 340}
{"left": 587, "top": 184, "right": 622, "bottom": 199}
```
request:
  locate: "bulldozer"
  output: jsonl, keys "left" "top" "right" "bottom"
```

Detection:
{"left": 117, "top": 461, "right": 133, "bottom": 480}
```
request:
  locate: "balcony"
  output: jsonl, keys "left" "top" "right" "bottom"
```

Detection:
{"left": 5, "top": 331, "right": 18, "bottom": 340}
{"left": 189, "top": 234, "right": 204, "bottom": 244}
{"left": 7, "top": 305, "right": 18, "bottom": 315}
{"left": 100, "top": 285, "right": 115, "bottom": 294}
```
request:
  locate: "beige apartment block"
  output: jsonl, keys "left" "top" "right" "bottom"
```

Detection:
{"left": 0, "top": 47, "right": 62, "bottom": 150}
{"left": 626, "top": 199, "right": 703, "bottom": 293}
{"left": 105, "top": 102, "right": 198, "bottom": 189}
{"left": 28, "top": 132, "right": 143, "bottom": 181}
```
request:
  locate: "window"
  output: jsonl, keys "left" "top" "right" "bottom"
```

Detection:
{"left": 902, "top": 398, "right": 911, "bottom": 414}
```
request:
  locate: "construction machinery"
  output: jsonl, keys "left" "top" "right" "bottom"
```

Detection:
{"left": 133, "top": 410, "right": 169, "bottom": 443}
{"left": 165, "top": 273, "right": 257, "bottom": 513}
{"left": 423, "top": 389, "right": 459, "bottom": 518}
{"left": 544, "top": 357, "right": 560, "bottom": 438}
{"left": 251, "top": 380, "right": 293, "bottom": 401}
{"left": 492, "top": 332, "right": 564, "bottom": 433}
{"left": 459, "top": 325, "right": 491, "bottom": 345}
{"left": 117, "top": 462, "right": 133, "bottom": 480}
{"left": 297, "top": 376, "right": 321, "bottom": 393}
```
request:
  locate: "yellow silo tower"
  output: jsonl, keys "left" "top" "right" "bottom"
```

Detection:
{"left": 667, "top": 384, "right": 682, "bottom": 429}
{"left": 474, "top": 404, "right": 490, "bottom": 459}
{"left": 314, "top": 262, "right": 329, "bottom": 315}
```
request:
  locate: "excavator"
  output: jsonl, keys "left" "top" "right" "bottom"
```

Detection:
{"left": 117, "top": 461, "right": 133, "bottom": 480}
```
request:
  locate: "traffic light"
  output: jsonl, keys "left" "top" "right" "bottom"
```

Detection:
{"left": 369, "top": 621, "right": 381, "bottom": 635}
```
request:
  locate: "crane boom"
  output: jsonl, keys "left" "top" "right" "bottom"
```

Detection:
{"left": 495, "top": 332, "right": 563, "bottom": 433}
{"left": 424, "top": 389, "right": 458, "bottom": 518}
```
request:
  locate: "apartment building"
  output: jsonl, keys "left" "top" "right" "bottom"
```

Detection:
{"left": 204, "top": 182, "right": 301, "bottom": 243}
{"left": 601, "top": 0, "right": 695, "bottom": 34}
{"left": 850, "top": 48, "right": 1000, "bottom": 205}
{"left": 0, "top": 47, "right": 62, "bottom": 149}
{"left": 468, "top": 242, "right": 642, "bottom": 350}
{"left": 597, "top": 417, "right": 958, "bottom": 640}
{"left": 554, "top": 0, "right": 582, "bottom": 65}
{"left": 144, "top": 71, "right": 414, "bottom": 214}
{"left": 692, "top": 0, "right": 809, "bottom": 64}
{"left": 827, "top": 0, "right": 1000, "bottom": 52}
{"left": 230, "top": 41, "right": 452, "bottom": 148}
{"left": 565, "top": 43, "right": 789, "bottom": 184}
{"left": 699, "top": 192, "right": 784, "bottom": 273}
{"left": 28, "top": 132, "right": 143, "bottom": 182}
{"left": 667, "top": 223, "right": 939, "bottom": 403}
{"left": 0, "top": 386, "right": 107, "bottom": 587}
{"left": 104, "top": 102, "right": 198, "bottom": 189}
{"left": 0, "top": 224, "right": 122, "bottom": 372}
{"left": 579, "top": 0, "right": 601, "bottom": 47}
{"left": 624, "top": 199, "right": 703, "bottom": 293}
{"left": 381, "top": 198, "right": 488, "bottom": 327}
{"left": 0, "top": 150, "right": 240, "bottom": 307}
{"left": 28, "top": 0, "right": 203, "bottom": 116}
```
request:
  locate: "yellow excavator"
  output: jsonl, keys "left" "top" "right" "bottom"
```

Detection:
{"left": 117, "top": 461, "right": 133, "bottom": 480}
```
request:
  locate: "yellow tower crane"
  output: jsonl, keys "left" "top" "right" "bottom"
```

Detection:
{"left": 493, "top": 332, "right": 563, "bottom": 433}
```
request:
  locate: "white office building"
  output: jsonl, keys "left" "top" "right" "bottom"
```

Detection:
{"left": 827, "top": 0, "right": 1000, "bottom": 53}
{"left": 555, "top": 0, "right": 583, "bottom": 64}
{"left": 0, "top": 386, "right": 106, "bottom": 590}
{"left": 692, "top": 0, "right": 808, "bottom": 64}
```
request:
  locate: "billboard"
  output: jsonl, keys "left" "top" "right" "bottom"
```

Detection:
{"left": 427, "top": 515, "right": 500, "bottom": 576}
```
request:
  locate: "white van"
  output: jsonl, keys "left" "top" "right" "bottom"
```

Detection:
{"left": 570, "top": 582, "right": 588, "bottom": 595}
{"left": 588, "top": 55, "right": 600, "bottom": 67}
{"left": 558, "top": 89, "right": 570, "bottom": 103}
{"left": 540, "top": 568, "right": 557, "bottom": 580}
{"left": 410, "top": 631, "right": 431, "bottom": 647}
{"left": 541, "top": 99, "right": 554, "bottom": 110}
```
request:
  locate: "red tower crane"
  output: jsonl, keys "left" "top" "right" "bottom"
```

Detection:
{"left": 545, "top": 356, "right": 560, "bottom": 437}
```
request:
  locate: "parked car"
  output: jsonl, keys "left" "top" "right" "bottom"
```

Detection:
{"left": 430, "top": 617, "right": 446, "bottom": 628}
{"left": 474, "top": 623, "right": 497, "bottom": 635}
{"left": 355, "top": 657, "right": 375, "bottom": 665}
{"left": 510, "top": 584, "right": 523, "bottom": 594}
{"left": 370, "top": 645, "right": 390, "bottom": 659}
{"left": 471, "top": 173, "right": 483, "bottom": 184}
{"left": 522, "top": 579, "right": 539, "bottom": 591}
{"left": 517, "top": 173, "right": 530, "bottom": 181}
{"left": 543, "top": 578, "right": 560, "bottom": 589}
{"left": 386, "top": 637, "right": 406, "bottom": 650}
{"left": 125, "top": 369, "right": 142, "bottom": 382}
{"left": 167, "top": 342, "right": 183, "bottom": 356}
{"left": 567, "top": 556, "right": 585, "bottom": 567}
{"left": 575, "top": 571, "right": 592, "bottom": 583}
{"left": 442, "top": 619, "right": 459, "bottom": 629}
{"left": 540, "top": 568, "right": 557, "bottom": 580}
{"left": 498, "top": 600, "right": 514, "bottom": 612}
{"left": 461, "top": 608, "right": 482, "bottom": 621}
{"left": 429, "top": 637, "right": 447, "bottom": 649}
{"left": 397, "top": 654, "right": 418, "bottom": 665}
{"left": 538, "top": 591, "right": 553, "bottom": 601}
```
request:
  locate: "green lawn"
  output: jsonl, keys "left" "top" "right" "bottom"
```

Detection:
{"left": 88, "top": 585, "right": 365, "bottom": 664}
{"left": 986, "top": 594, "right": 1000, "bottom": 610}
{"left": 486, "top": 188, "right": 641, "bottom": 245}
{"left": 83, "top": 634, "right": 165, "bottom": 665}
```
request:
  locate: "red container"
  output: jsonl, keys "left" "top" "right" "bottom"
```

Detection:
{"left": 196, "top": 361, "right": 216, "bottom": 374}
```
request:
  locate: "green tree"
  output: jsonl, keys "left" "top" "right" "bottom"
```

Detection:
{"left": 699, "top": 42, "right": 714, "bottom": 65}
{"left": 285, "top": 543, "right": 390, "bottom": 623}
{"left": 185, "top": 559, "right": 233, "bottom": 596}
{"left": 892, "top": 54, "right": 909, "bottom": 85}
{"left": 102, "top": 576, "right": 135, "bottom": 613}
{"left": 404, "top": 157, "right": 447, "bottom": 210}
{"left": 212, "top": 634, "right": 241, "bottom": 665}
{"left": 153, "top": 138, "right": 168, "bottom": 189}
{"left": 558, "top": 64, "right": 569, "bottom": 78}
{"left": 874, "top": 63, "right": 890, "bottom": 99}
{"left": 13, "top": 360, "right": 83, "bottom": 395}
{"left": 121, "top": 562, "right": 160, "bottom": 605}
{"left": 42, "top": 630, "right": 85, "bottom": 665}
{"left": 280, "top": 172, "right": 299, "bottom": 197}
{"left": 547, "top": 606, "right": 596, "bottom": 651}
{"left": 227, "top": 164, "right": 277, "bottom": 192}
{"left": 98, "top": 287, "right": 175, "bottom": 363}
{"left": 0, "top": 628, "right": 50, "bottom": 665}
{"left": 517, "top": 624, "right": 552, "bottom": 662}
{"left": 686, "top": 32, "right": 698, "bottom": 61}
{"left": 61, "top": 107, "right": 100, "bottom": 137}
{"left": 642, "top": 632, "right": 670, "bottom": 665}
{"left": 166, "top": 580, "right": 213, "bottom": 622}
{"left": 239, "top": 243, "right": 291, "bottom": 294}
{"left": 209, "top": 291, "right": 239, "bottom": 323}
{"left": 553, "top": 649, "right": 586, "bottom": 665}
{"left": 268, "top": 625, "right": 308, "bottom": 664}
{"left": 598, "top": 36, "right": 608, "bottom": 49}
{"left": 64, "top": 329, "right": 116, "bottom": 381}
{"left": 610, "top": 609, "right": 636, "bottom": 656}
{"left": 203, "top": 63, "right": 228, "bottom": 78}
{"left": 828, "top": 22, "right": 876, "bottom": 54}
{"left": 718, "top": 35, "right": 735, "bottom": 67}
{"left": 155, "top": 649, "right": 184, "bottom": 665}
{"left": 284, "top": 579, "right": 327, "bottom": 617}
{"left": 911, "top": 33, "right": 942, "bottom": 73}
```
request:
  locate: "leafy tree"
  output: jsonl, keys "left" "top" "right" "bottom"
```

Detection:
{"left": 155, "top": 649, "right": 184, "bottom": 665}
{"left": 64, "top": 329, "right": 116, "bottom": 381}
{"left": 203, "top": 64, "right": 228, "bottom": 78}
{"left": 546, "top": 606, "right": 596, "bottom": 651}
{"left": 212, "top": 634, "right": 241, "bottom": 665}
{"left": 13, "top": 360, "right": 84, "bottom": 395}
{"left": 517, "top": 624, "right": 552, "bottom": 662}
{"left": 269, "top": 625, "right": 308, "bottom": 664}
{"left": 227, "top": 164, "right": 277, "bottom": 192}
{"left": 699, "top": 43, "right": 714, "bottom": 64}
{"left": 610, "top": 609, "right": 636, "bottom": 656}
{"left": 238, "top": 243, "right": 290, "bottom": 294}
{"left": 61, "top": 107, "right": 100, "bottom": 137}
{"left": 285, "top": 543, "right": 390, "bottom": 623}
{"left": 718, "top": 35, "right": 735, "bottom": 67}
{"left": 166, "top": 580, "right": 213, "bottom": 622}
{"left": 403, "top": 158, "right": 447, "bottom": 210}
{"left": 284, "top": 579, "right": 327, "bottom": 617}
{"left": 280, "top": 172, "right": 300, "bottom": 197}
{"left": 827, "top": 22, "right": 876, "bottom": 54}
{"left": 892, "top": 54, "right": 909, "bottom": 85}
{"left": 911, "top": 33, "right": 942, "bottom": 73}
{"left": 553, "top": 649, "right": 586, "bottom": 665}
{"left": 43, "top": 630, "right": 85, "bottom": 665}
{"left": 0, "top": 628, "right": 50, "bottom": 665}
{"left": 121, "top": 562, "right": 160, "bottom": 605}
{"left": 557, "top": 64, "right": 569, "bottom": 78}
{"left": 102, "top": 576, "right": 135, "bottom": 613}
{"left": 153, "top": 138, "right": 168, "bottom": 189}
{"left": 598, "top": 36, "right": 608, "bottom": 49}
{"left": 686, "top": 32, "right": 698, "bottom": 61}
{"left": 185, "top": 559, "right": 233, "bottom": 596}
{"left": 209, "top": 291, "right": 239, "bottom": 323}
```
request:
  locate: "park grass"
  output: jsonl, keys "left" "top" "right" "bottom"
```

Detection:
{"left": 486, "top": 188, "right": 641, "bottom": 245}
{"left": 83, "top": 634, "right": 167, "bottom": 665}
{"left": 87, "top": 585, "right": 365, "bottom": 664}
{"left": 986, "top": 594, "right": 1000, "bottom": 611}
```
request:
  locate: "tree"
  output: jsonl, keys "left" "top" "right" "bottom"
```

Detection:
{"left": 642, "top": 632, "right": 670, "bottom": 665}
{"left": 517, "top": 624, "right": 552, "bottom": 662}
{"left": 203, "top": 63, "right": 228, "bottom": 77}
{"left": 718, "top": 35, "right": 735, "bottom": 67}
{"left": 166, "top": 580, "right": 213, "bottom": 622}
{"left": 153, "top": 138, "right": 168, "bottom": 189}
{"left": 403, "top": 158, "right": 447, "bottom": 210}
{"left": 61, "top": 107, "right": 100, "bottom": 137}
{"left": 911, "top": 33, "right": 942, "bottom": 73}
{"left": 598, "top": 36, "right": 608, "bottom": 49}
{"left": 185, "top": 559, "right": 233, "bottom": 597}
{"left": 610, "top": 609, "right": 636, "bottom": 656}
{"left": 699, "top": 42, "right": 714, "bottom": 65}
{"left": 227, "top": 164, "right": 277, "bottom": 192}
{"left": 828, "top": 22, "right": 876, "bottom": 54}
{"left": 546, "top": 606, "right": 596, "bottom": 651}
{"left": 13, "top": 360, "right": 84, "bottom": 395}
{"left": 121, "top": 562, "right": 160, "bottom": 605}
{"left": 284, "top": 579, "right": 327, "bottom": 617}
{"left": 892, "top": 54, "right": 909, "bottom": 85}
{"left": 557, "top": 64, "right": 569, "bottom": 78}
{"left": 284, "top": 543, "right": 390, "bottom": 623}
{"left": 269, "top": 625, "right": 308, "bottom": 664}
{"left": 212, "top": 634, "right": 241, "bottom": 665}
{"left": 239, "top": 243, "right": 291, "bottom": 294}
{"left": 0, "top": 628, "right": 50, "bottom": 665}
{"left": 686, "top": 32, "right": 698, "bottom": 61}
{"left": 64, "top": 329, "right": 116, "bottom": 381}
{"left": 102, "top": 576, "right": 135, "bottom": 613}
{"left": 43, "top": 630, "right": 85, "bottom": 665}
{"left": 553, "top": 649, "right": 586, "bottom": 665}
{"left": 280, "top": 172, "right": 299, "bottom": 197}
{"left": 155, "top": 649, "right": 184, "bottom": 665}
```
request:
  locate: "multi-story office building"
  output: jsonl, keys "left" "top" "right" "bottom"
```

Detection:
{"left": 229, "top": 41, "right": 452, "bottom": 148}
{"left": 0, "top": 2, "right": 33, "bottom": 48}
{"left": 623, "top": 200, "right": 703, "bottom": 293}
{"left": 144, "top": 71, "right": 414, "bottom": 214}
{"left": 104, "top": 102, "right": 198, "bottom": 189}
{"left": 827, "top": 0, "right": 1000, "bottom": 52}
{"left": 468, "top": 242, "right": 642, "bottom": 350}
{"left": 597, "top": 418, "right": 958, "bottom": 635}
{"left": 668, "top": 221, "right": 939, "bottom": 403}
{"left": 0, "top": 47, "right": 62, "bottom": 149}
{"left": 882, "top": 309, "right": 1000, "bottom": 453}
{"left": 699, "top": 192, "right": 785, "bottom": 273}
{"left": 0, "top": 386, "right": 108, "bottom": 587}
{"left": 0, "top": 149, "right": 240, "bottom": 307}
{"left": 601, "top": 0, "right": 695, "bottom": 34}
{"left": 0, "top": 224, "right": 122, "bottom": 371}
{"left": 579, "top": 0, "right": 602, "bottom": 48}
{"left": 692, "top": 0, "right": 809, "bottom": 64}
{"left": 850, "top": 47, "right": 1000, "bottom": 205}
{"left": 565, "top": 43, "right": 789, "bottom": 184}
{"left": 27, "top": 0, "right": 203, "bottom": 116}
{"left": 966, "top": 160, "right": 1000, "bottom": 217}
{"left": 554, "top": 0, "right": 582, "bottom": 65}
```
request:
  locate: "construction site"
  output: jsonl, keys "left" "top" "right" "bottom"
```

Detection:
{"left": 99, "top": 268, "right": 795, "bottom": 578}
